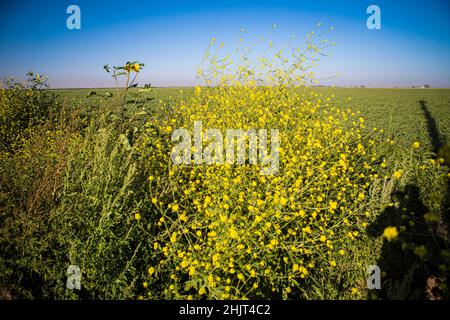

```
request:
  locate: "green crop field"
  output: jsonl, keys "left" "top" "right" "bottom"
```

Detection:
{"left": 56, "top": 87, "right": 450, "bottom": 150}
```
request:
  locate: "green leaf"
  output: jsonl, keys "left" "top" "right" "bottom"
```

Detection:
{"left": 184, "top": 279, "right": 199, "bottom": 291}
{"left": 118, "top": 134, "right": 131, "bottom": 151}
{"left": 134, "top": 110, "right": 147, "bottom": 117}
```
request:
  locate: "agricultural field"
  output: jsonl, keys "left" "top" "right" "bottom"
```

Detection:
{"left": 56, "top": 86, "right": 450, "bottom": 149}
{"left": 57, "top": 86, "right": 450, "bottom": 155}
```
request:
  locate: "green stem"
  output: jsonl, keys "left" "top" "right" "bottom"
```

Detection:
{"left": 121, "top": 71, "right": 131, "bottom": 131}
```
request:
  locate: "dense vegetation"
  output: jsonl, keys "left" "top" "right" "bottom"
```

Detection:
{"left": 1, "top": 36, "right": 449, "bottom": 300}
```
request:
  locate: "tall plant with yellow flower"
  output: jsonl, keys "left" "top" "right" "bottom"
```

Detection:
{"left": 103, "top": 61, "right": 145, "bottom": 131}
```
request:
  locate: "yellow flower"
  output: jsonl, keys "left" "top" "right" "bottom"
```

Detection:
{"left": 330, "top": 260, "right": 337, "bottom": 267}
{"left": 181, "top": 260, "right": 189, "bottom": 268}
{"left": 171, "top": 204, "right": 179, "bottom": 212}
{"left": 143, "top": 281, "right": 148, "bottom": 288}
{"left": 393, "top": 170, "right": 403, "bottom": 179}
{"left": 329, "top": 201, "right": 338, "bottom": 211}
{"left": 270, "top": 239, "right": 278, "bottom": 246}
{"left": 132, "top": 63, "right": 140, "bottom": 72}
{"left": 148, "top": 267, "right": 155, "bottom": 276}
{"left": 383, "top": 226, "right": 399, "bottom": 241}
{"left": 302, "top": 226, "right": 312, "bottom": 234}
{"left": 179, "top": 213, "right": 188, "bottom": 222}
{"left": 412, "top": 141, "right": 420, "bottom": 149}
{"left": 170, "top": 232, "right": 177, "bottom": 243}
{"left": 134, "top": 213, "right": 141, "bottom": 220}
{"left": 229, "top": 227, "right": 238, "bottom": 239}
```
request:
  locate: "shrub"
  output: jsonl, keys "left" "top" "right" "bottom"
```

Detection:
{"left": 0, "top": 113, "right": 79, "bottom": 298}
{"left": 0, "top": 72, "right": 60, "bottom": 153}
{"left": 0, "top": 67, "right": 168, "bottom": 299}
{"left": 138, "top": 29, "right": 397, "bottom": 299}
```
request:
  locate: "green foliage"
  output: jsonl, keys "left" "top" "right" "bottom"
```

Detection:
{"left": 101, "top": 61, "right": 148, "bottom": 131}
{"left": 46, "top": 124, "right": 149, "bottom": 298}
{"left": 0, "top": 98, "right": 171, "bottom": 298}
{"left": 0, "top": 72, "right": 60, "bottom": 153}
{"left": 0, "top": 68, "right": 449, "bottom": 300}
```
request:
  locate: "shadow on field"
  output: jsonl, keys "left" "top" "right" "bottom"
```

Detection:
{"left": 420, "top": 99, "right": 450, "bottom": 226}
{"left": 420, "top": 99, "right": 450, "bottom": 231}
{"left": 419, "top": 100, "right": 443, "bottom": 154}
{"left": 366, "top": 100, "right": 450, "bottom": 300}
{"left": 367, "top": 185, "right": 445, "bottom": 299}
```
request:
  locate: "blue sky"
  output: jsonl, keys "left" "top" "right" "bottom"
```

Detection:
{"left": 0, "top": 0, "right": 449, "bottom": 87}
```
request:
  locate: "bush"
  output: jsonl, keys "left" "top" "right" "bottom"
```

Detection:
{"left": 0, "top": 71, "right": 170, "bottom": 299}
{"left": 0, "top": 72, "right": 60, "bottom": 153}
{"left": 0, "top": 115, "right": 79, "bottom": 298}
{"left": 137, "top": 30, "right": 396, "bottom": 299}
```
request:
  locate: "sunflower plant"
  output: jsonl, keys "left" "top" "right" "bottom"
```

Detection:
{"left": 102, "top": 61, "right": 148, "bottom": 132}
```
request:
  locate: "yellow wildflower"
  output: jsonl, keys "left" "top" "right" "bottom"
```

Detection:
{"left": 383, "top": 226, "right": 399, "bottom": 241}
{"left": 393, "top": 170, "right": 403, "bottom": 179}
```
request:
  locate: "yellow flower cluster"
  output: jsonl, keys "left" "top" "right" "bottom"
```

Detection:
{"left": 139, "top": 30, "right": 391, "bottom": 299}
{"left": 125, "top": 62, "right": 141, "bottom": 73}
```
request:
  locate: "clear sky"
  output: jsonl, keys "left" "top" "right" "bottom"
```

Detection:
{"left": 0, "top": 0, "right": 449, "bottom": 88}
